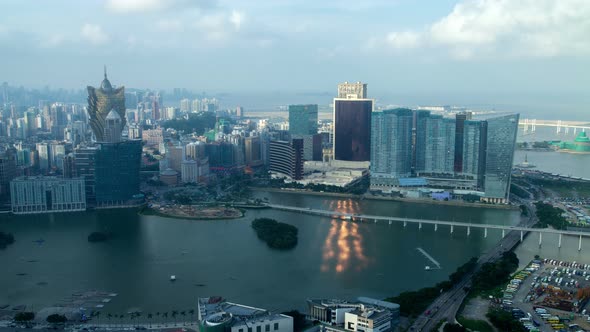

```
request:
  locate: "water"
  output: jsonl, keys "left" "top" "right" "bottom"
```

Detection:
{"left": 0, "top": 194, "right": 524, "bottom": 315}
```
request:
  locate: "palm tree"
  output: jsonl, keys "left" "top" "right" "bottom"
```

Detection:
{"left": 171, "top": 310, "right": 178, "bottom": 326}
{"left": 147, "top": 313, "right": 153, "bottom": 328}
{"left": 107, "top": 313, "right": 112, "bottom": 327}
{"left": 189, "top": 309, "right": 195, "bottom": 323}
{"left": 180, "top": 311, "right": 186, "bottom": 325}
{"left": 162, "top": 312, "right": 168, "bottom": 326}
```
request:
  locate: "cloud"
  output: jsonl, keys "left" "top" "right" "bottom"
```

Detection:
{"left": 105, "top": 0, "right": 215, "bottom": 13}
{"left": 229, "top": 10, "right": 244, "bottom": 31}
{"left": 383, "top": 0, "right": 590, "bottom": 59}
{"left": 81, "top": 24, "right": 109, "bottom": 45}
{"left": 156, "top": 19, "right": 184, "bottom": 32}
{"left": 385, "top": 31, "right": 421, "bottom": 49}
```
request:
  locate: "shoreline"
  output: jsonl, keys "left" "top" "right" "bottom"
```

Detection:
{"left": 139, "top": 206, "right": 244, "bottom": 221}
{"left": 251, "top": 187, "right": 518, "bottom": 210}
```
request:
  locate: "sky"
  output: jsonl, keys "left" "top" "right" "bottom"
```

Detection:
{"left": 1, "top": 0, "right": 589, "bottom": 117}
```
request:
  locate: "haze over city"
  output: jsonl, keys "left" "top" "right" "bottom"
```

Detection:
{"left": 2, "top": 1, "right": 590, "bottom": 332}
{"left": 1, "top": 0, "right": 590, "bottom": 117}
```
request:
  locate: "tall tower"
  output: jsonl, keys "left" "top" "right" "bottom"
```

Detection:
{"left": 104, "top": 109, "right": 123, "bottom": 143}
{"left": 87, "top": 67, "right": 126, "bottom": 142}
{"left": 333, "top": 82, "right": 373, "bottom": 164}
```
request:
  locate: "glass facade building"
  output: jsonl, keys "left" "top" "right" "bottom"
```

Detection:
{"left": 333, "top": 99, "right": 373, "bottom": 162}
{"left": 94, "top": 140, "right": 142, "bottom": 206}
{"left": 483, "top": 114, "right": 519, "bottom": 202}
{"left": 420, "top": 114, "right": 456, "bottom": 175}
{"left": 288, "top": 104, "right": 318, "bottom": 136}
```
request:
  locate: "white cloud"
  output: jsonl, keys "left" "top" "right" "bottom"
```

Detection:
{"left": 81, "top": 24, "right": 110, "bottom": 45}
{"left": 383, "top": 0, "right": 590, "bottom": 59}
{"left": 230, "top": 10, "right": 244, "bottom": 31}
{"left": 106, "top": 0, "right": 192, "bottom": 13}
{"left": 385, "top": 31, "right": 421, "bottom": 49}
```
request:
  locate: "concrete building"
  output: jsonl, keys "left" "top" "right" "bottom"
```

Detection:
{"left": 337, "top": 82, "right": 367, "bottom": 99}
{"left": 198, "top": 297, "right": 293, "bottom": 332}
{"left": 142, "top": 128, "right": 164, "bottom": 147}
{"left": 244, "top": 136, "right": 263, "bottom": 167}
{"left": 10, "top": 176, "right": 86, "bottom": 214}
{"left": 269, "top": 139, "right": 304, "bottom": 180}
{"left": 308, "top": 298, "right": 399, "bottom": 332}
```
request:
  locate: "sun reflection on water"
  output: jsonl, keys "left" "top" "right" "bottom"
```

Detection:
{"left": 321, "top": 199, "right": 369, "bottom": 273}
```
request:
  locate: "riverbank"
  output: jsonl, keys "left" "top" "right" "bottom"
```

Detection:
{"left": 140, "top": 205, "right": 244, "bottom": 220}
{"left": 252, "top": 187, "right": 518, "bottom": 210}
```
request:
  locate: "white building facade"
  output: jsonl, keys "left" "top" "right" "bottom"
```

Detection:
{"left": 10, "top": 176, "right": 86, "bottom": 214}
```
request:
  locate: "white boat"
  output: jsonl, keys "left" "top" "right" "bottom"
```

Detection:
{"left": 170, "top": 275, "right": 176, "bottom": 281}
{"left": 425, "top": 266, "right": 431, "bottom": 271}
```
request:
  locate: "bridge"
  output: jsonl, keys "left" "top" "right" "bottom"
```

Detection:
{"left": 519, "top": 119, "right": 590, "bottom": 134}
{"left": 267, "top": 204, "right": 590, "bottom": 250}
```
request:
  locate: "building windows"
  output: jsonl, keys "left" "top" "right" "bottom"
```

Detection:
{"left": 265, "top": 324, "right": 270, "bottom": 332}
{"left": 274, "top": 323, "right": 279, "bottom": 331}
{"left": 257, "top": 326, "right": 261, "bottom": 332}
{"left": 248, "top": 327, "right": 252, "bottom": 332}
{"left": 239, "top": 329, "right": 243, "bottom": 332}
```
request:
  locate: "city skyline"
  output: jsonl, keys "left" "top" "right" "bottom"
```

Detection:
{"left": 0, "top": 1, "right": 589, "bottom": 118}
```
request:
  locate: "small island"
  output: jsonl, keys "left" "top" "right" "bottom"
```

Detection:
{"left": 0, "top": 231, "right": 15, "bottom": 249}
{"left": 251, "top": 218, "right": 298, "bottom": 250}
{"left": 87, "top": 231, "right": 110, "bottom": 243}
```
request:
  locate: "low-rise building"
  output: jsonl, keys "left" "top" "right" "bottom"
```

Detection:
{"left": 308, "top": 298, "right": 399, "bottom": 332}
{"left": 10, "top": 176, "right": 86, "bottom": 214}
{"left": 198, "top": 297, "right": 293, "bottom": 332}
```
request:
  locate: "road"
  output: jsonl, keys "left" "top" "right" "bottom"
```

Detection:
{"left": 408, "top": 199, "right": 538, "bottom": 331}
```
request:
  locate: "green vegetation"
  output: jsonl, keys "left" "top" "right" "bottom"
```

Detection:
{"left": 486, "top": 309, "right": 527, "bottom": 332}
{"left": 456, "top": 317, "right": 493, "bottom": 332}
{"left": 14, "top": 312, "right": 35, "bottom": 322}
{"left": 252, "top": 218, "right": 298, "bottom": 250}
{"left": 0, "top": 231, "right": 15, "bottom": 249}
{"left": 443, "top": 323, "right": 467, "bottom": 332}
{"left": 532, "top": 141, "right": 551, "bottom": 149}
{"left": 281, "top": 310, "right": 308, "bottom": 332}
{"left": 527, "top": 177, "right": 590, "bottom": 197}
{"left": 163, "top": 188, "right": 210, "bottom": 204}
{"left": 534, "top": 202, "right": 568, "bottom": 230}
{"left": 472, "top": 251, "right": 519, "bottom": 295}
{"left": 264, "top": 176, "right": 369, "bottom": 195}
{"left": 88, "top": 231, "right": 110, "bottom": 242}
{"left": 163, "top": 112, "right": 216, "bottom": 135}
{"left": 385, "top": 257, "right": 478, "bottom": 317}
{"left": 46, "top": 314, "right": 67, "bottom": 324}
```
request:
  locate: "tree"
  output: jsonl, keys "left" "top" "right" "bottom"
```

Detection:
{"left": 47, "top": 314, "right": 68, "bottom": 324}
{"left": 171, "top": 310, "right": 178, "bottom": 326}
{"left": 14, "top": 312, "right": 35, "bottom": 322}
{"left": 180, "top": 311, "right": 186, "bottom": 325}
{"left": 188, "top": 309, "right": 195, "bottom": 322}
{"left": 443, "top": 323, "right": 466, "bottom": 332}
{"left": 147, "top": 313, "right": 153, "bottom": 328}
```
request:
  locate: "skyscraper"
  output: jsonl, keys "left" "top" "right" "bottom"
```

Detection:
{"left": 269, "top": 139, "right": 304, "bottom": 180}
{"left": 87, "top": 67, "right": 126, "bottom": 142}
{"left": 370, "top": 109, "right": 413, "bottom": 189}
{"left": 288, "top": 104, "right": 318, "bottom": 136}
{"left": 103, "top": 109, "right": 123, "bottom": 143}
{"left": 482, "top": 113, "right": 519, "bottom": 203}
{"left": 333, "top": 82, "right": 373, "bottom": 164}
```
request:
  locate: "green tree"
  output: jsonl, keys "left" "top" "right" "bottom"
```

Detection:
{"left": 47, "top": 314, "right": 68, "bottom": 324}
{"left": 14, "top": 312, "right": 35, "bottom": 322}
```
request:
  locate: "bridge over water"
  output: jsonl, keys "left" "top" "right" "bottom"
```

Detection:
{"left": 519, "top": 119, "right": 590, "bottom": 134}
{"left": 267, "top": 204, "right": 590, "bottom": 251}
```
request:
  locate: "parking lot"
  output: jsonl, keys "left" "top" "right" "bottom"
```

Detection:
{"left": 495, "top": 258, "right": 590, "bottom": 332}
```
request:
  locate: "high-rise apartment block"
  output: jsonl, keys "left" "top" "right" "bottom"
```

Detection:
{"left": 370, "top": 110, "right": 518, "bottom": 203}
{"left": 289, "top": 104, "right": 318, "bottom": 136}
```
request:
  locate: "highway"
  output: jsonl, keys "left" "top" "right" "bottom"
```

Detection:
{"left": 408, "top": 199, "right": 538, "bottom": 331}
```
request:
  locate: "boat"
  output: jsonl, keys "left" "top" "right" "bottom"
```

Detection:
{"left": 170, "top": 275, "right": 176, "bottom": 281}
{"left": 425, "top": 266, "right": 431, "bottom": 271}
